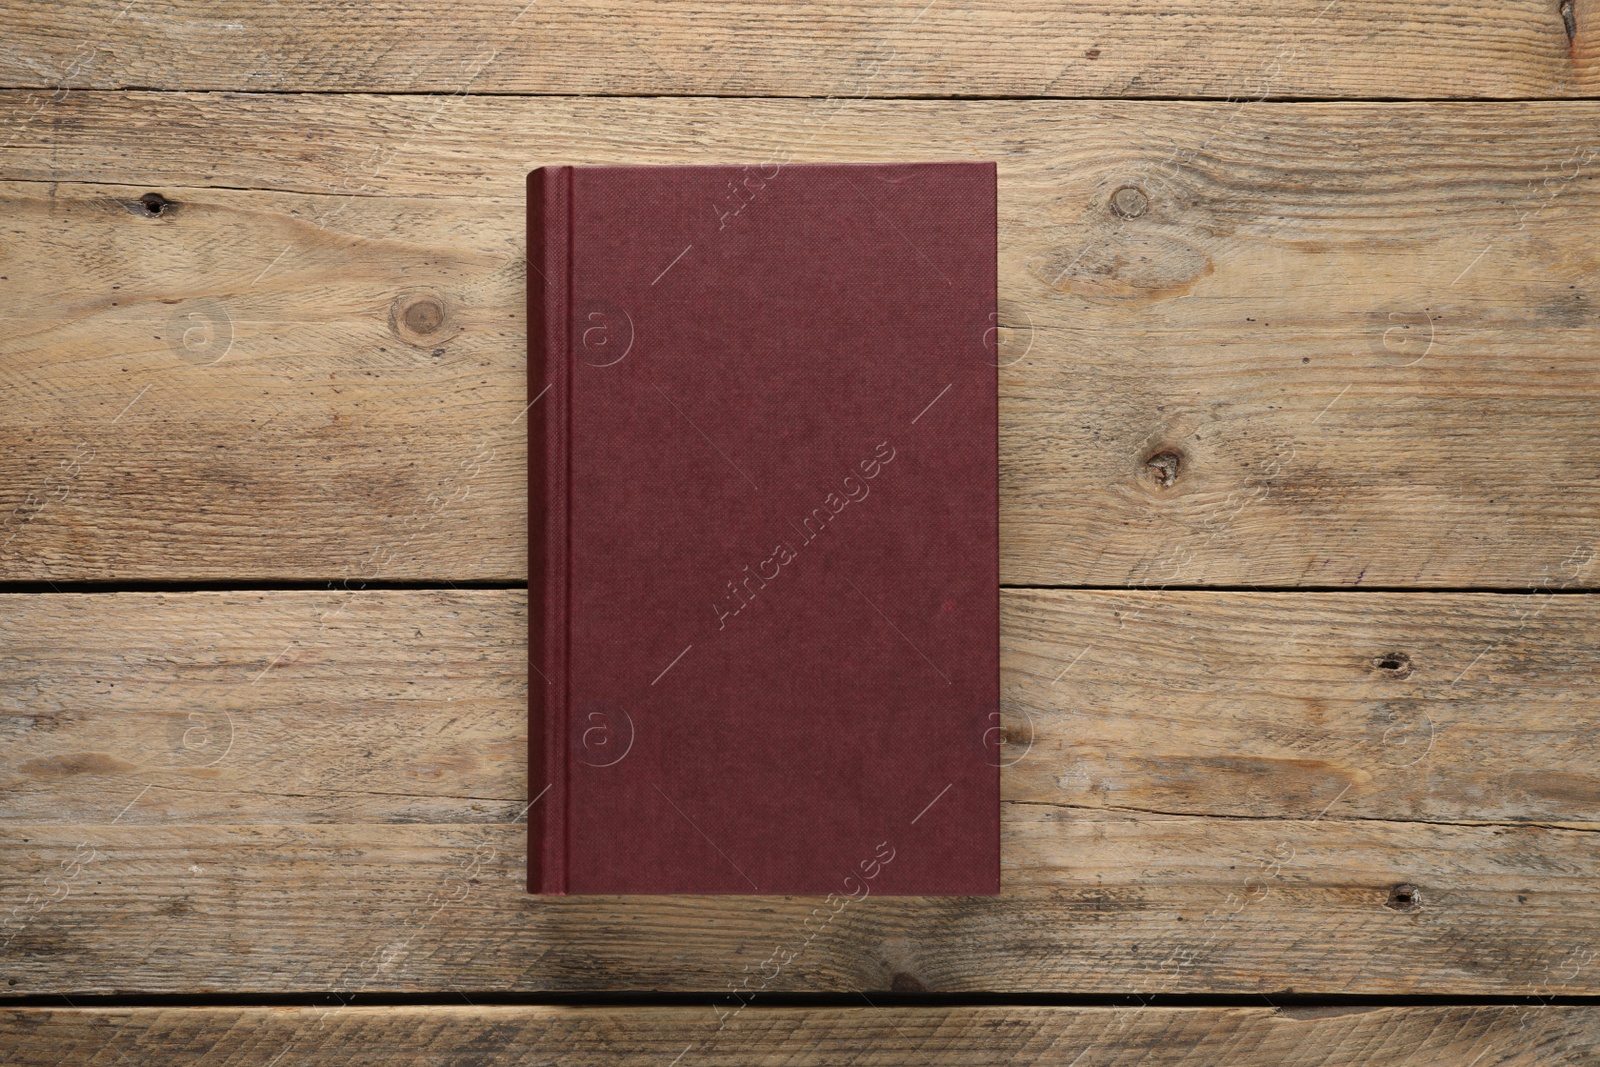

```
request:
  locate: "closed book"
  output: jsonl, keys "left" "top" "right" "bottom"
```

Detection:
{"left": 528, "top": 161, "right": 999, "bottom": 895}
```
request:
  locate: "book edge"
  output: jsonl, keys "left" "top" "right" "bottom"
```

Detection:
{"left": 528, "top": 165, "right": 571, "bottom": 895}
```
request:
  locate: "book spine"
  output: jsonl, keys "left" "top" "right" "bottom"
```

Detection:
{"left": 528, "top": 166, "right": 571, "bottom": 894}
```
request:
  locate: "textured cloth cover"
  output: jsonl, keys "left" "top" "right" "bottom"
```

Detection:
{"left": 528, "top": 162, "right": 999, "bottom": 895}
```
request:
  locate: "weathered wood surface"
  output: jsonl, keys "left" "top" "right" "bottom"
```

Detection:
{"left": 4, "top": 95, "right": 1599, "bottom": 586}
{"left": 2, "top": 1005, "right": 1597, "bottom": 1066}
{"left": 3, "top": 590, "right": 1597, "bottom": 995}
{"left": 6, "top": 589, "right": 1600, "bottom": 826}
{"left": 1, "top": 0, "right": 1594, "bottom": 99}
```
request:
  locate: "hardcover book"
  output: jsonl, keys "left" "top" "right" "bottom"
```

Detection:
{"left": 528, "top": 161, "right": 999, "bottom": 895}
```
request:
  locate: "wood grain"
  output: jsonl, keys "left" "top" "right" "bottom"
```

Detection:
{"left": 2, "top": 1005, "right": 1597, "bottom": 1066}
{"left": 3, "top": 96, "right": 1598, "bottom": 585}
{"left": 10, "top": 816, "right": 1600, "bottom": 995}
{"left": 6, "top": 589, "right": 1599, "bottom": 826}
{"left": 1002, "top": 589, "right": 1600, "bottom": 826}
{"left": 1, "top": 0, "right": 1594, "bottom": 99}
{"left": 3, "top": 590, "right": 1597, "bottom": 995}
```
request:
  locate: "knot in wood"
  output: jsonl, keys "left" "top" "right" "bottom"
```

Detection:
{"left": 390, "top": 290, "right": 456, "bottom": 349}
{"left": 1110, "top": 185, "right": 1149, "bottom": 219}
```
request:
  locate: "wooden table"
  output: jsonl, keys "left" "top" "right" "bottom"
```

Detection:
{"left": 3, "top": 2, "right": 1598, "bottom": 1063}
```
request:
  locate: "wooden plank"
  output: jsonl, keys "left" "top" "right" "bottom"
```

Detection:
{"left": 3, "top": 96, "right": 1598, "bottom": 585}
{"left": 1, "top": 0, "right": 1593, "bottom": 99}
{"left": 2, "top": 1005, "right": 1597, "bottom": 1066}
{"left": 3, "top": 590, "right": 1598, "bottom": 994}
{"left": 1002, "top": 590, "right": 1600, "bottom": 826}
{"left": 5, "top": 590, "right": 1599, "bottom": 826}
{"left": 1, "top": 590, "right": 529, "bottom": 826}
{"left": 12, "top": 816, "right": 1600, "bottom": 995}
{"left": 0, "top": 179, "right": 528, "bottom": 583}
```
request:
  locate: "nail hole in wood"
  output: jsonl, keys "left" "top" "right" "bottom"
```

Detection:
{"left": 1373, "top": 652, "right": 1413, "bottom": 678}
{"left": 135, "top": 192, "right": 174, "bottom": 218}
{"left": 1385, "top": 883, "right": 1421, "bottom": 912}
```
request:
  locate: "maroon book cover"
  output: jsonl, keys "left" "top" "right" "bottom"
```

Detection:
{"left": 528, "top": 161, "right": 998, "bottom": 895}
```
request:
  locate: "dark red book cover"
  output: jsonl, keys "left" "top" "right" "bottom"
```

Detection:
{"left": 528, "top": 162, "right": 998, "bottom": 895}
